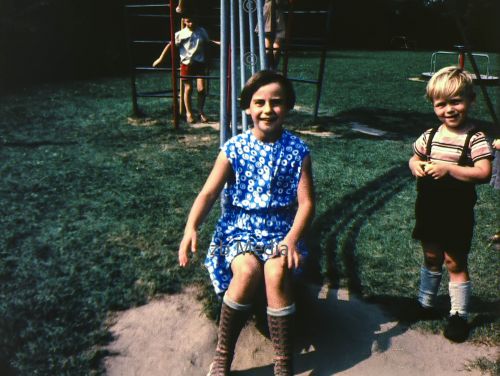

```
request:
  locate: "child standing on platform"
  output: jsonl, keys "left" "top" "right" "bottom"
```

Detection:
{"left": 153, "top": 16, "right": 219, "bottom": 123}
{"left": 178, "top": 70, "right": 314, "bottom": 375}
{"left": 408, "top": 66, "right": 493, "bottom": 342}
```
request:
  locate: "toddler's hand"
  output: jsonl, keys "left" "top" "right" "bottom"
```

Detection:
{"left": 411, "top": 161, "right": 428, "bottom": 178}
{"left": 424, "top": 162, "right": 448, "bottom": 179}
{"left": 178, "top": 229, "right": 198, "bottom": 267}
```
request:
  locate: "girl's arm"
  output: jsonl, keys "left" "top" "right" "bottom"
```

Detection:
{"left": 282, "top": 155, "right": 315, "bottom": 269}
{"left": 152, "top": 43, "right": 171, "bottom": 67}
{"left": 425, "top": 158, "right": 492, "bottom": 183}
{"left": 409, "top": 154, "right": 427, "bottom": 178}
{"left": 178, "top": 152, "right": 233, "bottom": 267}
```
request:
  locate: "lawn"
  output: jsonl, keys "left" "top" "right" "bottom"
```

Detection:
{"left": 0, "top": 50, "right": 498, "bottom": 375}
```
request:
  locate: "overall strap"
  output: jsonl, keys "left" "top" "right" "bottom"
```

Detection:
{"left": 424, "top": 127, "right": 439, "bottom": 161}
{"left": 457, "top": 128, "right": 477, "bottom": 166}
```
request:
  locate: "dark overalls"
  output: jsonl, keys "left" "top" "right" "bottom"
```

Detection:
{"left": 412, "top": 128, "right": 478, "bottom": 251}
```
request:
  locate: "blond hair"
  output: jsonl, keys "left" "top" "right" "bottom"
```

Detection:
{"left": 425, "top": 66, "right": 475, "bottom": 101}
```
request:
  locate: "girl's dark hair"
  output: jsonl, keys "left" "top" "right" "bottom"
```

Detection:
{"left": 240, "top": 70, "right": 296, "bottom": 110}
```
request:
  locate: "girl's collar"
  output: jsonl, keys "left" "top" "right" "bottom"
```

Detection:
{"left": 249, "top": 128, "right": 285, "bottom": 145}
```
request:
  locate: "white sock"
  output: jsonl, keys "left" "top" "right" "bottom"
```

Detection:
{"left": 223, "top": 294, "right": 252, "bottom": 311}
{"left": 449, "top": 281, "right": 471, "bottom": 319}
{"left": 267, "top": 303, "right": 296, "bottom": 317}
{"left": 418, "top": 266, "right": 442, "bottom": 308}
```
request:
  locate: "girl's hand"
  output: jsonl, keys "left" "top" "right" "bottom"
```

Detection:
{"left": 178, "top": 228, "right": 198, "bottom": 267}
{"left": 424, "top": 161, "right": 449, "bottom": 179}
{"left": 278, "top": 238, "right": 300, "bottom": 270}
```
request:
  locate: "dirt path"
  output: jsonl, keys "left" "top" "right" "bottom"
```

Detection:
{"left": 104, "top": 285, "right": 496, "bottom": 376}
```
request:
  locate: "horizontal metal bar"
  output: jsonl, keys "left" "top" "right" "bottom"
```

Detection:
{"left": 135, "top": 67, "right": 175, "bottom": 71}
{"left": 132, "top": 40, "right": 169, "bottom": 44}
{"left": 179, "top": 75, "right": 220, "bottom": 80}
{"left": 284, "top": 43, "right": 326, "bottom": 50}
{"left": 125, "top": 4, "right": 170, "bottom": 8}
{"left": 129, "top": 14, "right": 171, "bottom": 18}
{"left": 283, "top": 10, "right": 328, "bottom": 15}
{"left": 287, "top": 77, "right": 319, "bottom": 84}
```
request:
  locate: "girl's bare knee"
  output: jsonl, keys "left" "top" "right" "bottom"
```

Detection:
{"left": 264, "top": 258, "right": 288, "bottom": 288}
{"left": 232, "top": 254, "right": 262, "bottom": 282}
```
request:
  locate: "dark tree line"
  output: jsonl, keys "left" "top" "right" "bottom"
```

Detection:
{"left": 0, "top": 0, "right": 498, "bottom": 89}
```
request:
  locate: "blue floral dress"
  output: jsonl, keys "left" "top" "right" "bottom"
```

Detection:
{"left": 204, "top": 129, "right": 310, "bottom": 295}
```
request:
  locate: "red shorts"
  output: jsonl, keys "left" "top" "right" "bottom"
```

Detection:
{"left": 180, "top": 62, "right": 207, "bottom": 81}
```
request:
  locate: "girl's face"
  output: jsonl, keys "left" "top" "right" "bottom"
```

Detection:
{"left": 432, "top": 94, "right": 473, "bottom": 131}
{"left": 246, "top": 82, "right": 288, "bottom": 142}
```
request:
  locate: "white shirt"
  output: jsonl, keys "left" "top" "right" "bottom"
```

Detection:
{"left": 174, "top": 26, "right": 209, "bottom": 65}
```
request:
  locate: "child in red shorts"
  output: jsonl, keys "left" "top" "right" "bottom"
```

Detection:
{"left": 153, "top": 16, "right": 219, "bottom": 123}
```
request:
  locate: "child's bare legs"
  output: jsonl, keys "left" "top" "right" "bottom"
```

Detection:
{"left": 196, "top": 78, "right": 208, "bottom": 122}
{"left": 226, "top": 253, "right": 263, "bottom": 303}
{"left": 265, "top": 36, "right": 282, "bottom": 70}
{"left": 183, "top": 80, "right": 195, "bottom": 123}
{"left": 210, "top": 254, "right": 262, "bottom": 375}
{"left": 265, "top": 36, "right": 274, "bottom": 69}
{"left": 264, "top": 257, "right": 295, "bottom": 376}
{"left": 272, "top": 40, "right": 282, "bottom": 70}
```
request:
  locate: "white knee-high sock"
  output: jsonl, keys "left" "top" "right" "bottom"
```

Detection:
{"left": 449, "top": 281, "right": 471, "bottom": 319}
{"left": 418, "top": 266, "right": 442, "bottom": 308}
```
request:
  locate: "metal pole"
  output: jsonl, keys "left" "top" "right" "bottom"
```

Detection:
{"left": 256, "top": 0, "right": 267, "bottom": 69}
{"left": 248, "top": 0, "right": 257, "bottom": 75}
{"left": 230, "top": 0, "right": 239, "bottom": 136}
{"left": 123, "top": 6, "right": 140, "bottom": 116}
{"left": 313, "top": 0, "right": 333, "bottom": 121}
{"left": 282, "top": 0, "right": 294, "bottom": 77}
{"left": 450, "top": 2, "right": 498, "bottom": 126}
{"left": 169, "top": 0, "right": 179, "bottom": 129}
{"left": 220, "top": 0, "right": 229, "bottom": 145}
{"left": 239, "top": 0, "right": 248, "bottom": 131}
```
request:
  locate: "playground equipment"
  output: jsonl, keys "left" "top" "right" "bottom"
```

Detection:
{"left": 421, "top": 46, "right": 499, "bottom": 84}
{"left": 219, "top": 0, "right": 334, "bottom": 145}
{"left": 415, "top": 0, "right": 499, "bottom": 129}
{"left": 123, "top": 1, "right": 180, "bottom": 127}
{"left": 123, "top": 0, "right": 333, "bottom": 135}
{"left": 123, "top": 0, "right": 220, "bottom": 129}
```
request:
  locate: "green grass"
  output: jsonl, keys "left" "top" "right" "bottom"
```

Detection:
{"left": 0, "top": 51, "right": 499, "bottom": 375}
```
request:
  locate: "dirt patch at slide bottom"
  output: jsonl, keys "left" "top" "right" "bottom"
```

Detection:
{"left": 105, "top": 285, "right": 496, "bottom": 376}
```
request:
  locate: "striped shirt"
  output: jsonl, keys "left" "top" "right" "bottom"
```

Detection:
{"left": 413, "top": 125, "right": 493, "bottom": 165}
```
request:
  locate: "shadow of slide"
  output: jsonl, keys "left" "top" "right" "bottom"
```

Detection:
{"left": 307, "top": 162, "right": 413, "bottom": 292}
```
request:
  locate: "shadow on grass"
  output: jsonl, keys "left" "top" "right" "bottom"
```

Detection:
{"left": 288, "top": 107, "right": 496, "bottom": 140}
{"left": 307, "top": 162, "right": 413, "bottom": 292}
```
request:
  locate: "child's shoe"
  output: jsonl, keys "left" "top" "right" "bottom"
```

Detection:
{"left": 200, "top": 113, "right": 209, "bottom": 123}
{"left": 444, "top": 312, "right": 469, "bottom": 343}
{"left": 402, "top": 301, "right": 441, "bottom": 322}
{"left": 415, "top": 303, "right": 441, "bottom": 321}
